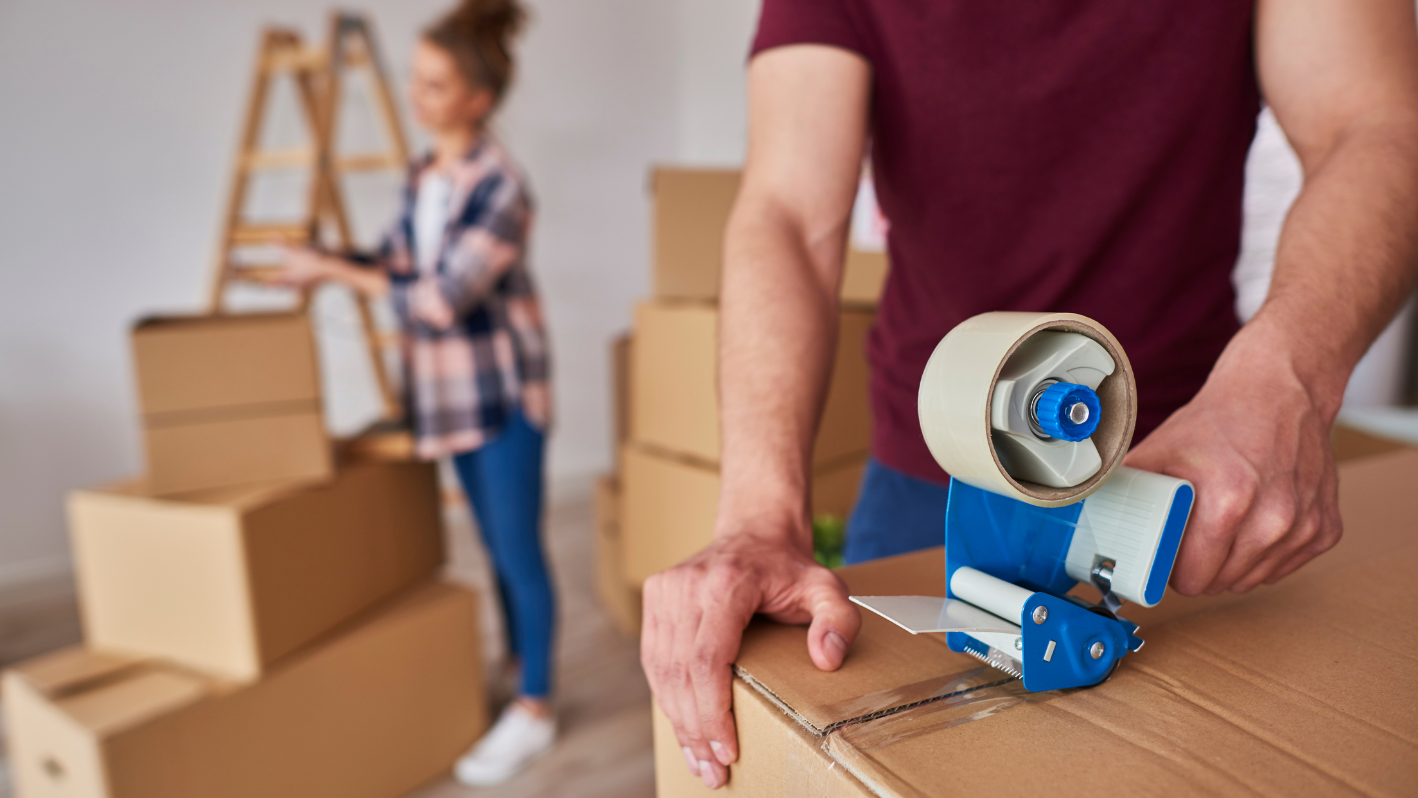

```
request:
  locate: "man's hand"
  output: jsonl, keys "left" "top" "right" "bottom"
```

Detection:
{"left": 1125, "top": 317, "right": 1343, "bottom": 595}
{"left": 641, "top": 45, "right": 872, "bottom": 791}
{"left": 640, "top": 533, "right": 861, "bottom": 789}
{"left": 1142, "top": 0, "right": 1418, "bottom": 595}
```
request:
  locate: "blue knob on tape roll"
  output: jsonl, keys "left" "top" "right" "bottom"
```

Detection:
{"left": 1032, "top": 382, "right": 1101, "bottom": 442}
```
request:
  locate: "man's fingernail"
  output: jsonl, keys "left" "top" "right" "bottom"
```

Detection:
{"left": 710, "top": 740, "right": 732, "bottom": 765}
{"left": 825, "top": 631, "right": 848, "bottom": 664}
{"left": 699, "top": 761, "right": 718, "bottom": 788}
{"left": 682, "top": 747, "right": 699, "bottom": 776}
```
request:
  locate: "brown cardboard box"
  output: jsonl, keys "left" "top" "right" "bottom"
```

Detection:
{"left": 1332, "top": 420, "right": 1410, "bottom": 462}
{"left": 67, "top": 461, "right": 444, "bottom": 681}
{"left": 595, "top": 474, "right": 642, "bottom": 637}
{"left": 840, "top": 249, "right": 888, "bottom": 308}
{"left": 653, "top": 450, "right": 1418, "bottom": 796}
{"left": 621, "top": 446, "right": 866, "bottom": 586}
{"left": 651, "top": 168, "right": 888, "bottom": 305}
{"left": 612, "top": 333, "right": 634, "bottom": 450}
{"left": 1, "top": 582, "right": 487, "bottom": 798}
{"left": 132, "top": 313, "right": 332, "bottom": 494}
{"left": 335, "top": 420, "right": 417, "bottom": 463}
{"left": 630, "top": 301, "right": 872, "bottom": 466}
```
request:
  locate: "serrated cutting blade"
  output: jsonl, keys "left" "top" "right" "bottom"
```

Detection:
{"left": 961, "top": 644, "right": 1024, "bottom": 680}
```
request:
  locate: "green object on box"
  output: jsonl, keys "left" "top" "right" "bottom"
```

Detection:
{"left": 813, "top": 514, "right": 847, "bottom": 569}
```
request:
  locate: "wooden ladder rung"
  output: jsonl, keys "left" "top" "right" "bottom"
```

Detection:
{"left": 226, "top": 264, "right": 287, "bottom": 284}
{"left": 229, "top": 223, "right": 310, "bottom": 245}
{"left": 243, "top": 148, "right": 315, "bottom": 170}
{"left": 263, "top": 47, "right": 328, "bottom": 73}
{"left": 336, "top": 153, "right": 403, "bottom": 172}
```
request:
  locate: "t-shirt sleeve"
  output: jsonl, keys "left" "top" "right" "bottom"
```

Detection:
{"left": 751, "top": 0, "right": 868, "bottom": 60}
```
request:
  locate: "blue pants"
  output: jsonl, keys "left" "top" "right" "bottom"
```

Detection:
{"left": 844, "top": 458, "right": 952, "bottom": 565}
{"left": 451, "top": 409, "right": 556, "bottom": 698}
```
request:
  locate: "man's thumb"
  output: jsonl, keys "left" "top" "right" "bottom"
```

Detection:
{"left": 804, "top": 581, "right": 861, "bottom": 671}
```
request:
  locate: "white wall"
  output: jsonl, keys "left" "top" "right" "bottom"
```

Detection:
{"left": 0, "top": 0, "right": 721, "bottom": 582}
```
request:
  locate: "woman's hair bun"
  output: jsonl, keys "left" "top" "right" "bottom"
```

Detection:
{"left": 445, "top": 0, "right": 525, "bottom": 44}
{"left": 425, "top": 0, "right": 527, "bottom": 102}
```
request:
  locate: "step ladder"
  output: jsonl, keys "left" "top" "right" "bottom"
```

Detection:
{"left": 208, "top": 12, "right": 408, "bottom": 421}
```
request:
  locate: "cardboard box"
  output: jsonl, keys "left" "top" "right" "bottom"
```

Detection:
{"left": 68, "top": 461, "right": 444, "bottom": 681}
{"left": 612, "top": 333, "right": 633, "bottom": 450}
{"left": 2, "top": 582, "right": 487, "bottom": 798}
{"left": 132, "top": 313, "right": 332, "bottom": 494}
{"left": 630, "top": 301, "right": 872, "bottom": 466}
{"left": 1332, "top": 421, "right": 1409, "bottom": 462}
{"left": 335, "top": 420, "right": 416, "bottom": 463}
{"left": 840, "top": 249, "right": 888, "bottom": 308}
{"left": 653, "top": 450, "right": 1418, "bottom": 796}
{"left": 594, "top": 474, "right": 642, "bottom": 637}
{"left": 620, "top": 446, "right": 865, "bottom": 586}
{"left": 651, "top": 168, "right": 888, "bottom": 305}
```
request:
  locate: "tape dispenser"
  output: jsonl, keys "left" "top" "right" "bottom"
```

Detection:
{"left": 852, "top": 312, "right": 1194, "bottom": 691}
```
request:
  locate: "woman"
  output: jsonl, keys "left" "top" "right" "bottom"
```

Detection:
{"left": 275, "top": 0, "right": 555, "bottom": 785}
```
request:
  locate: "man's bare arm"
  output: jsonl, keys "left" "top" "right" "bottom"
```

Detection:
{"left": 719, "top": 47, "right": 872, "bottom": 555}
{"left": 640, "top": 45, "right": 871, "bottom": 790}
{"left": 1127, "top": 0, "right": 1418, "bottom": 593}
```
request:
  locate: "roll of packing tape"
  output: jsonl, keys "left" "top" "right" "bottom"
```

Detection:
{"left": 918, "top": 312, "right": 1137, "bottom": 507}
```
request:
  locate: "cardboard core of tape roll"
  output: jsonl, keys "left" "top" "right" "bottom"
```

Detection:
{"left": 986, "top": 318, "right": 1136, "bottom": 503}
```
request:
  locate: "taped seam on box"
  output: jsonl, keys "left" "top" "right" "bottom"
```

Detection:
{"left": 830, "top": 679, "right": 1053, "bottom": 753}
{"left": 734, "top": 665, "right": 1019, "bottom": 738}
{"left": 812, "top": 667, "right": 1018, "bottom": 734}
{"left": 142, "top": 398, "right": 321, "bottom": 429}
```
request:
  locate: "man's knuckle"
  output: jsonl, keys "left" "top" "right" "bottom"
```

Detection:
{"left": 1209, "top": 487, "right": 1252, "bottom": 532}
{"left": 690, "top": 652, "right": 718, "bottom": 680}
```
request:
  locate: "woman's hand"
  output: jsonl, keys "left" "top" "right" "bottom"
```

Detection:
{"left": 274, "top": 245, "right": 337, "bottom": 289}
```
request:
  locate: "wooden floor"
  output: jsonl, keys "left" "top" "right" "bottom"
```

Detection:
{"left": 0, "top": 484, "right": 655, "bottom": 798}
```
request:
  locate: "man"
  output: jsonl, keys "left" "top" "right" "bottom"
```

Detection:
{"left": 642, "top": 0, "right": 1418, "bottom": 790}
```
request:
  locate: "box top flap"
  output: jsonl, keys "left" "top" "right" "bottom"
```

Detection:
{"left": 736, "top": 548, "right": 996, "bottom": 735}
{"left": 826, "top": 528, "right": 1418, "bottom": 797}
{"left": 735, "top": 450, "right": 1418, "bottom": 742}
{"left": 60, "top": 669, "right": 212, "bottom": 736}
{"left": 8, "top": 647, "right": 147, "bottom": 698}
{"left": 74, "top": 474, "right": 331, "bottom": 511}
{"left": 132, "top": 311, "right": 305, "bottom": 332}
{"left": 132, "top": 312, "right": 320, "bottom": 415}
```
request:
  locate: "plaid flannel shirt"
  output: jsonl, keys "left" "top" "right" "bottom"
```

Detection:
{"left": 376, "top": 139, "right": 551, "bottom": 459}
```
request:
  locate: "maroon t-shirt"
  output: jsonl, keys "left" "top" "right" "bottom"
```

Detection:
{"left": 753, "top": 0, "right": 1260, "bottom": 486}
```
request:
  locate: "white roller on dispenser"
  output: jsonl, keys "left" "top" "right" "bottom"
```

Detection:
{"left": 949, "top": 567, "right": 1032, "bottom": 624}
{"left": 917, "top": 312, "right": 1138, "bottom": 506}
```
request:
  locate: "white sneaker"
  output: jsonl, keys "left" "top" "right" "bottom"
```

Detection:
{"left": 454, "top": 703, "right": 557, "bottom": 786}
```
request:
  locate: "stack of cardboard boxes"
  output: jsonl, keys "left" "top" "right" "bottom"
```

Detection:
{"left": 595, "top": 168, "right": 888, "bottom": 636}
{"left": 2, "top": 313, "right": 487, "bottom": 798}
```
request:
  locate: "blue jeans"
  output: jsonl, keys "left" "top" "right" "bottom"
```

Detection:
{"left": 844, "top": 458, "right": 952, "bottom": 565}
{"left": 451, "top": 409, "right": 556, "bottom": 698}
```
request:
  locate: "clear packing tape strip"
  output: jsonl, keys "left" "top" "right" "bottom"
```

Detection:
{"left": 917, "top": 311, "right": 1138, "bottom": 506}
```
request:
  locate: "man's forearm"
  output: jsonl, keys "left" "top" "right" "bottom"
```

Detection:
{"left": 716, "top": 195, "right": 847, "bottom": 550}
{"left": 1248, "top": 117, "right": 1418, "bottom": 412}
